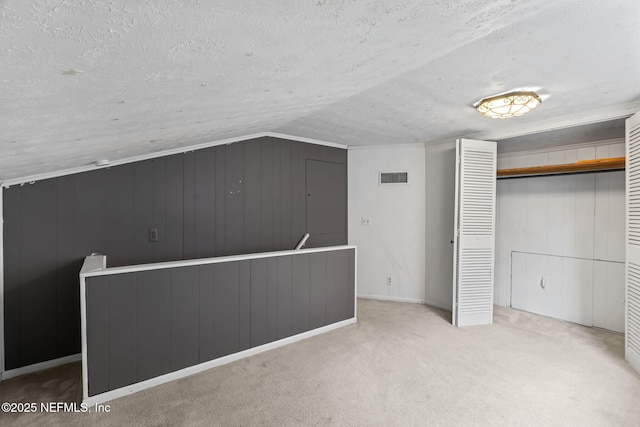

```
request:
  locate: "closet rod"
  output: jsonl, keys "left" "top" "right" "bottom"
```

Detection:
{"left": 497, "top": 157, "right": 625, "bottom": 179}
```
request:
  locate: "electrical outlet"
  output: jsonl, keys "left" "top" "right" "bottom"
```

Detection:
{"left": 149, "top": 227, "right": 159, "bottom": 242}
{"left": 387, "top": 276, "right": 392, "bottom": 286}
{"left": 361, "top": 217, "right": 372, "bottom": 226}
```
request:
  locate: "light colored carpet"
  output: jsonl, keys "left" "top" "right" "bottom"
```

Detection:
{"left": 2, "top": 299, "right": 640, "bottom": 426}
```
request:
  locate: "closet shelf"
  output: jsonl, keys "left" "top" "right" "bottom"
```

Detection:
{"left": 497, "top": 157, "right": 625, "bottom": 178}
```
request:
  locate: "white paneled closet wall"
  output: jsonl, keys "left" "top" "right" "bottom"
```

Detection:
{"left": 495, "top": 140, "right": 625, "bottom": 332}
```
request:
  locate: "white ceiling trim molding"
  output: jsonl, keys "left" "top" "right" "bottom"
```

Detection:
{"left": 348, "top": 142, "right": 426, "bottom": 151}
{"left": 0, "top": 132, "right": 345, "bottom": 188}
{"left": 265, "top": 132, "right": 348, "bottom": 150}
{"left": 466, "top": 101, "right": 640, "bottom": 143}
{"left": 497, "top": 138, "right": 625, "bottom": 158}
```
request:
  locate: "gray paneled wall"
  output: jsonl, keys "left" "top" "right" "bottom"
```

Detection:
{"left": 3, "top": 137, "right": 347, "bottom": 370}
{"left": 85, "top": 248, "right": 355, "bottom": 396}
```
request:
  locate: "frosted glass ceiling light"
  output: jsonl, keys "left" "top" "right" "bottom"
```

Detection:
{"left": 475, "top": 91, "right": 541, "bottom": 119}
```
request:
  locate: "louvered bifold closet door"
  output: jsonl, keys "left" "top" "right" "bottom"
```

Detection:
{"left": 453, "top": 138, "right": 497, "bottom": 327}
{"left": 626, "top": 111, "right": 640, "bottom": 372}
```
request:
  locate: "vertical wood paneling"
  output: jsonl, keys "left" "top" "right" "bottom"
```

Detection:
{"left": 198, "top": 265, "right": 215, "bottom": 362}
{"left": 260, "top": 140, "right": 274, "bottom": 252}
{"left": 610, "top": 142, "right": 625, "bottom": 157}
{"left": 594, "top": 171, "right": 625, "bottom": 262}
{"left": 277, "top": 255, "right": 293, "bottom": 339}
{"left": 511, "top": 252, "right": 593, "bottom": 327}
{"left": 21, "top": 180, "right": 58, "bottom": 365}
{"left": 526, "top": 177, "right": 548, "bottom": 253}
{"left": 326, "top": 250, "right": 349, "bottom": 324}
{"left": 291, "top": 254, "right": 310, "bottom": 335}
{"left": 105, "top": 165, "right": 135, "bottom": 267}
{"left": 86, "top": 276, "right": 109, "bottom": 396}
{"left": 194, "top": 148, "right": 216, "bottom": 258}
{"left": 213, "top": 262, "right": 240, "bottom": 358}
{"left": 577, "top": 146, "right": 596, "bottom": 161}
{"left": 497, "top": 164, "right": 623, "bottom": 330}
{"left": 3, "top": 137, "right": 348, "bottom": 370}
{"left": 272, "top": 141, "right": 282, "bottom": 249}
{"left": 238, "top": 260, "right": 251, "bottom": 351}
{"left": 280, "top": 142, "right": 292, "bottom": 249}
{"left": 560, "top": 176, "right": 577, "bottom": 257}
{"left": 306, "top": 160, "right": 348, "bottom": 248}
{"left": 267, "top": 257, "right": 279, "bottom": 342}
{"left": 308, "top": 252, "right": 327, "bottom": 329}
{"left": 74, "top": 170, "right": 106, "bottom": 257}
{"left": 291, "top": 141, "right": 305, "bottom": 246}
{"left": 563, "top": 149, "right": 578, "bottom": 163}
{"left": 244, "top": 141, "right": 261, "bottom": 253}
{"left": 55, "top": 175, "right": 79, "bottom": 357}
{"left": 509, "top": 178, "right": 528, "bottom": 252}
{"left": 3, "top": 187, "right": 21, "bottom": 369}
{"left": 595, "top": 173, "right": 611, "bottom": 261}
{"left": 574, "top": 174, "right": 595, "bottom": 259}
{"left": 347, "top": 249, "right": 355, "bottom": 317}
{"left": 526, "top": 152, "right": 548, "bottom": 167}
{"left": 215, "top": 146, "right": 227, "bottom": 256}
{"left": 134, "top": 161, "right": 155, "bottom": 264}
{"left": 165, "top": 154, "right": 185, "bottom": 261}
{"left": 607, "top": 171, "right": 625, "bottom": 261}
{"left": 604, "top": 261, "right": 625, "bottom": 332}
{"left": 183, "top": 152, "right": 196, "bottom": 260}
{"left": 595, "top": 145, "right": 610, "bottom": 159}
{"left": 152, "top": 158, "right": 167, "bottom": 261}
{"left": 225, "top": 143, "right": 244, "bottom": 255}
{"left": 84, "top": 248, "right": 354, "bottom": 395}
{"left": 494, "top": 180, "right": 511, "bottom": 306}
{"left": 136, "top": 270, "right": 171, "bottom": 381}
{"left": 546, "top": 176, "right": 565, "bottom": 255}
{"left": 107, "top": 273, "right": 137, "bottom": 390}
{"left": 250, "top": 258, "right": 268, "bottom": 347}
{"left": 547, "top": 150, "right": 565, "bottom": 165}
{"left": 170, "top": 267, "right": 200, "bottom": 370}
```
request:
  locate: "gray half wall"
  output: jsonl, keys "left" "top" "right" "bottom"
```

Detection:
{"left": 85, "top": 248, "right": 355, "bottom": 397}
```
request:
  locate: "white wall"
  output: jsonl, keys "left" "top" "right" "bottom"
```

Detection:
{"left": 425, "top": 141, "right": 456, "bottom": 310}
{"left": 495, "top": 140, "right": 625, "bottom": 332}
{"left": 348, "top": 144, "right": 426, "bottom": 303}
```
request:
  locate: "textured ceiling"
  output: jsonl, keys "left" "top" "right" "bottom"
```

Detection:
{"left": 2, "top": 0, "right": 639, "bottom": 181}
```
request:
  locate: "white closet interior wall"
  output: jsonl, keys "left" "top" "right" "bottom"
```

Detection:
{"left": 495, "top": 140, "right": 625, "bottom": 333}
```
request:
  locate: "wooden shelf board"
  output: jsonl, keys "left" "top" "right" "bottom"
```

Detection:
{"left": 497, "top": 157, "right": 625, "bottom": 178}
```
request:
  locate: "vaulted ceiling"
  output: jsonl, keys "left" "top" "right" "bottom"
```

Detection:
{"left": 2, "top": 0, "right": 639, "bottom": 181}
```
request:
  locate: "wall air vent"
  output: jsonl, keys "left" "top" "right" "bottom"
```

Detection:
{"left": 379, "top": 171, "right": 408, "bottom": 185}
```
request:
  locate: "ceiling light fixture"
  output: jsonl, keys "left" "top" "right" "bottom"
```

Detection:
{"left": 475, "top": 91, "right": 542, "bottom": 119}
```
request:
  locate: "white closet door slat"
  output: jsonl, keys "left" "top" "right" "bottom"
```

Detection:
{"left": 626, "top": 110, "right": 640, "bottom": 372}
{"left": 453, "top": 138, "right": 497, "bottom": 326}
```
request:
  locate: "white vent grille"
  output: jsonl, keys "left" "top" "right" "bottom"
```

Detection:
{"left": 380, "top": 172, "right": 408, "bottom": 184}
{"left": 460, "top": 149, "right": 495, "bottom": 236}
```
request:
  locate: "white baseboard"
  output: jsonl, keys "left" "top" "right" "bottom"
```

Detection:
{"left": 358, "top": 294, "right": 426, "bottom": 304}
{"left": 84, "top": 317, "right": 357, "bottom": 406}
{"left": 357, "top": 294, "right": 452, "bottom": 312}
{"left": 1, "top": 353, "right": 82, "bottom": 381}
{"left": 423, "top": 299, "right": 452, "bottom": 312}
